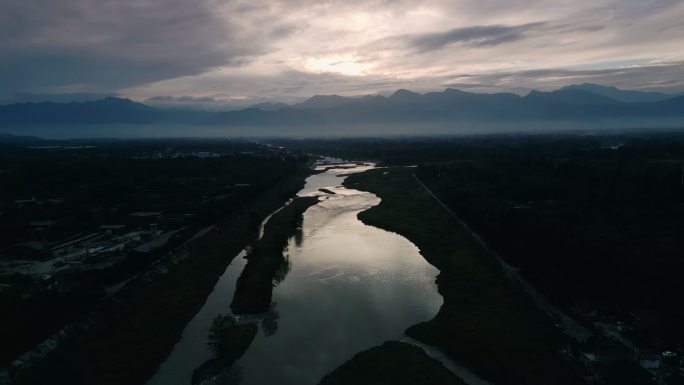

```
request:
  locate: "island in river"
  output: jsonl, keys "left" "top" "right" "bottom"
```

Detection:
{"left": 231, "top": 196, "right": 319, "bottom": 314}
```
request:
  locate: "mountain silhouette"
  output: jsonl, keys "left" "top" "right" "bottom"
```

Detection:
{"left": 2, "top": 86, "right": 684, "bottom": 135}
{"left": 562, "top": 83, "right": 673, "bottom": 103}
{"left": 0, "top": 97, "right": 208, "bottom": 125}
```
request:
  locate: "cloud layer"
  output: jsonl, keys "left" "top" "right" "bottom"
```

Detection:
{"left": 2, "top": 0, "right": 684, "bottom": 107}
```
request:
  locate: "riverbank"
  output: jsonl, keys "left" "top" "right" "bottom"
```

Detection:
{"left": 231, "top": 196, "right": 319, "bottom": 314}
{"left": 343, "top": 167, "right": 584, "bottom": 385}
{"left": 12, "top": 169, "right": 313, "bottom": 385}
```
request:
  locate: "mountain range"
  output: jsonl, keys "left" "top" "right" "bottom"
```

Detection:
{"left": 1, "top": 84, "right": 683, "bottom": 136}
{"left": 561, "top": 83, "right": 679, "bottom": 103}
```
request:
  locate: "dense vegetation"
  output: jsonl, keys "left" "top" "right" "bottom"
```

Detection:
{"left": 1, "top": 138, "right": 311, "bottom": 377}
{"left": 0, "top": 139, "right": 306, "bottom": 247}
{"left": 415, "top": 139, "right": 684, "bottom": 349}
{"left": 11, "top": 169, "right": 310, "bottom": 385}
{"left": 344, "top": 168, "right": 583, "bottom": 385}
{"left": 231, "top": 196, "right": 319, "bottom": 314}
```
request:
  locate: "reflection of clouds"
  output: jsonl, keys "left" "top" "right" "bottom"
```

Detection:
{"left": 293, "top": 226, "right": 303, "bottom": 247}
{"left": 303, "top": 266, "right": 346, "bottom": 284}
{"left": 273, "top": 255, "right": 291, "bottom": 285}
{"left": 193, "top": 361, "right": 244, "bottom": 385}
{"left": 261, "top": 303, "right": 280, "bottom": 337}
{"left": 306, "top": 265, "right": 386, "bottom": 285}
{"left": 298, "top": 190, "right": 377, "bottom": 240}
{"left": 315, "top": 272, "right": 345, "bottom": 285}
{"left": 305, "top": 266, "right": 356, "bottom": 284}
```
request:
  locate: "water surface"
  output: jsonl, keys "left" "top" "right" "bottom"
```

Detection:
{"left": 148, "top": 164, "right": 443, "bottom": 385}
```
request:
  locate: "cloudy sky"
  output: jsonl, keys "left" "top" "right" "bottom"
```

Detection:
{"left": 2, "top": 0, "right": 684, "bottom": 109}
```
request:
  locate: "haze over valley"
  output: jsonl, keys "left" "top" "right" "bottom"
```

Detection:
{"left": 2, "top": 84, "right": 684, "bottom": 138}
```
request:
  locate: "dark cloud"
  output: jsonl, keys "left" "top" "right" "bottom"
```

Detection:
{"left": 550, "top": 24, "right": 606, "bottom": 34}
{"left": 0, "top": 0, "right": 273, "bottom": 97}
{"left": 398, "top": 20, "right": 607, "bottom": 53}
{"left": 407, "top": 22, "right": 546, "bottom": 51}
{"left": 269, "top": 23, "right": 308, "bottom": 39}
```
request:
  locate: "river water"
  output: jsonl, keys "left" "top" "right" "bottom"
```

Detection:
{"left": 147, "top": 163, "right": 444, "bottom": 385}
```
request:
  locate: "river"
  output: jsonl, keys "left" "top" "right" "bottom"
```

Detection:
{"left": 147, "top": 163, "right": 444, "bottom": 385}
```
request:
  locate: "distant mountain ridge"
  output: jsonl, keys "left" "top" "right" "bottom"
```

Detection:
{"left": 0, "top": 133, "right": 44, "bottom": 143}
{"left": 561, "top": 83, "right": 674, "bottom": 103}
{"left": 524, "top": 89, "right": 622, "bottom": 105}
{"left": 0, "top": 97, "right": 209, "bottom": 125}
{"left": 1, "top": 85, "right": 684, "bottom": 135}
{"left": 247, "top": 86, "right": 682, "bottom": 111}
{"left": 292, "top": 94, "right": 355, "bottom": 109}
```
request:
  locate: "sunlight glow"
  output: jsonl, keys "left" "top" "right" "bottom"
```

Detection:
{"left": 304, "top": 55, "right": 368, "bottom": 76}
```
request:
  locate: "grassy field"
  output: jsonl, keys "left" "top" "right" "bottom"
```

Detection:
{"left": 343, "top": 167, "right": 584, "bottom": 385}
{"left": 319, "top": 341, "right": 466, "bottom": 385}
{"left": 13, "top": 170, "right": 311, "bottom": 385}
{"left": 231, "top": 196, "right": 319, "bottom": 314}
